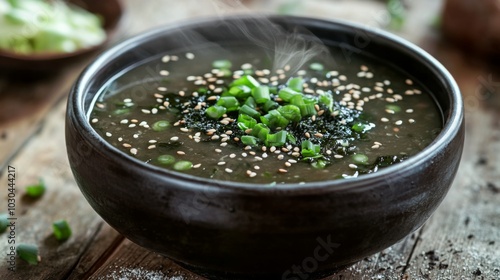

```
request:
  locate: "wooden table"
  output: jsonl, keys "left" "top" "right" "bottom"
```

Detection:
{"left": 1, "top": 0, "right": 499, "bottom": 279}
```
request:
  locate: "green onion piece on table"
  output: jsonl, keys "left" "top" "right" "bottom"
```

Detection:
{"left": 52, "top": 219, "right": 72, "bottom": 241}
{"left": 0, "top": 213, "right": 9, "bottom": 233}
{"left": 25, "top": 179, "right": 46, "bottom": 198}
{"left": 16, "top": 244, "right": 40, "bottom": 265}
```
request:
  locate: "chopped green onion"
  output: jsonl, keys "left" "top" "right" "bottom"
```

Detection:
{"left": 287, "top": 77, "right": 304, "bottom": 92}
{"left": 52, "top": 220, "right": 72, "bottom": 241}
{"left": 263, "top": 100, "right": 279, "bottom": 112}
{"left": 231, "top": 75, "right": 260, "bottom": 89}
{"left": 265, "top": 130, "right": 288, "bottom": 147}
{"left": 251, "top": 123, "right": 270, "bottom": 141}
{"left": 301, "top": 140, "right": 321, "bottom": 158}
{"left": 260, "top": 110, "right": 289, "bottom": 129}
{"left": 16, "top": 244, "right": 39, "bottom": 265}
{"left": 352, "top": 154, "right": 369, "bottom": 165}
{"left": 277, "top": 105, "right": 301, "bottom": 122}
{"left": 311, "top": 159, "right": 328, "bottom": 169}
{"left": 173, "top": 161, "right": 193, "bottom": 171}
{"left": 157, "top": 155, "right": 176, "bottom": 165}
{"left": 278, "top": 87, "right": 300, "bottom": 102}
{"left": 25, "top": 179, "right": 45, "bottom": 198}
{"left": 252, "top": 85, "right": 271, "bottom": 104}
{"left": 212, "top": 59, "right": 232, "bottom": 69}
{"left": 244, "top": 96, "right": 257, "bottom": 108}
{"left": 237, "top": 114, "right": 258, "bottom": 130}
{"left": 319, "top": 92, "right": 334, "bottom": 112}
{"left": 287, "top": 133, "right": 297, "bottom": 145}
{"left": 352, "top": 122, "right": 374, "bottom": 133}
{"left": 241, "top": 135, "right": 259, "bottom": 146}
{"left": 299, "top": 103, "right": 317, "bottom": 117}
{"left": 112, "top": 108, "right": 131, "bottom": 116}
{"left": 0, "top": 213, "right": 9, "bottom": 233}
{"left": 385, "top": 104, "right": 401, "bottom": 113}
{"left": 239, "top": 104, "right": 261, "bottom": 119}
{"left": 152, "top": 120, "right": 170, "bottom": 132}
{"left": 217, "top": 96, "right": 240, "bottom": 111}
{"left": 290, "top": 94, "right": 305, "bottom": 106}
{"left": 206, "top": 105, "right": 227, "bottom": 119}
{"left": 228, "top": 85, "right": 251, "bottom": 99}
{"left": 309, "top": 62, "right": 324, "bottom": 71}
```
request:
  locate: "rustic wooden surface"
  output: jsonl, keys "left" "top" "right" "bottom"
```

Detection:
{"left": 0, "top": 0, "right": 499, "bottom": 279}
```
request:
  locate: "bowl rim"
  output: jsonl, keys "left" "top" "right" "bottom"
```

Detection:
{"left": 69, "top": 14, "right": 463, "bottom": 194}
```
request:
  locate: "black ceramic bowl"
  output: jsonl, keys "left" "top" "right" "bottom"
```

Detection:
{"left": 66, "top": 16, "right": 464, "bottom": 279}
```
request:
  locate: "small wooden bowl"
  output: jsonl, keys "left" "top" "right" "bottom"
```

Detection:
{"left": 0, "top": 0, "right": 123, "bottom": 71}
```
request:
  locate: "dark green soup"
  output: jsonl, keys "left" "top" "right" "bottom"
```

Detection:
{"left": 90, "top": 43, "right": 442, "bottom": 184}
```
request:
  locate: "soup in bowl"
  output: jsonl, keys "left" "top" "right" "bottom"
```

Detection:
{"left": 65, "top": 15, "right": 464, "bottom": 279}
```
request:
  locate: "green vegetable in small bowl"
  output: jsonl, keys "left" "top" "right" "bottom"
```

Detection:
{"left": 0, "top": 0, "right": 106, "bottom": 54}
{"left": 0, "top": 0, "right": 123, "bottom": 71}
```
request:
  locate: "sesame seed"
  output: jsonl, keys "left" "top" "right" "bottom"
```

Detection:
{"left": 406, "top": 109, "right": 414, "bottom": 113}
{"left": 365, "top": 72, "right": 374, "bottom": 79}
{"left": 161, "top": 55, "right": 170, "bottom": 63}
{"left": 395, "top": 120, "right": 403, "bottom": 125}
{"left": 254, "top": 166, "right": 260, "bottom": 170}
{"left": 105, "top": 132, "right": 112, "bottom": 137}
{"left": 171, "top": 55, "right": 178, "bottom": 61}
{"left": 279, "top": 168, "right": 288, "bottom": 173}
{"left": 249, "top": 172, "right": 257, "bottom": 178}
{"left": 225, "top": 168, "right": 233, "bottom": 173}
{"left": 157, "top": 87, "right": 167, "bottom": 92}
{"left": 229, "top": 153, "right": 236, "bottom": 158}
{"left": 405, "top": 79, "right": 413, "bottom": 85}
{"left": 141, "top": 109, "right": 151, "bottom": 114}
{"left": 133, "top": 134, "right": 139, "bottom": 139}
{"left": 381, "top": 117, "right": 389, "bottom": 122}
{"left": 91, "top": 118, "right": 98, "bottom": 123}
{"left": 187, "top": 76, "right": 196, "bottom": 81}
{"left": 120, "top": 119, "right": 129, "bottom": 124}
{"left": 372, "top": 144, "right": 380, "bottom": 149}
{"left": 277, "top": 155, "right": 284, "bottom": 160}
{"left": 374, "top": 141, "right": 382, "bottom": 146}
{"left": 180, "top": 127, "right": 189, "bottom": 132}
{"left": 285, "top": 162, "right": 292, "bottom": 167}
{"left": 193, "top": 163, "right": 202, "bottom": 168}
{"left": 123, "top": 143, "right": 131, "bottom": 148}
{"left": 118, "top": 137, "right": 123, "bottom": 142}
{"left": 149, "top": 140, "right": 157, "bottom": 143}
{"left": 409, "top": 119, "right": 415, "bottom": 123}
{"left": 305, "top": 132, "right": 311, "bottom": 138}
{"left": 288, "top": 159, "right": 298, "bottom": 164}
{"left": 186, "top": 52, "right": 195, "bottom": 59}
{"left": 215, "top": 149, "right": 222, "bottom": 153}
{"left": 160, "top": 70, "right": 169, "bottom": 76}
{"left": 334, "top": 155, "right": 343, "bottom": 159}
{"left": 360, "top": 65, "right": 369, "bottom": 71}
{"left": 130, "top": 148, "right": 138, "bottom": 155}
{"left": 349, "top": 164, "right": 358, "bottom": 169}
{"left": 242, "top": 152, "right": 247, "bottom": 157}
{"left": 218, "top": 162, "right": 226, "bottom": 166}
{"left": 254, "top": 156, "right": 263, "bottom": 161}
{"left": 148, "top": 145, "right": 156, "bottom": 150}
{"left": 170, "top": 136, "right": 179, "bottom": 141}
